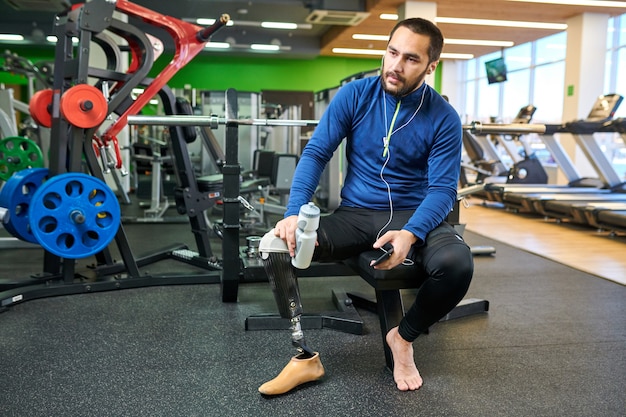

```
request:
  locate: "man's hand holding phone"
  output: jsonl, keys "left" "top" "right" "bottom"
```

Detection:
{"left": 370, "top": 242, "right": 394, "bottom": 267}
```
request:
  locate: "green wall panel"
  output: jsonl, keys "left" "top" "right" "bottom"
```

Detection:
{"left": 0, "top": 46, "right": 55, "bottom": 86}
{"left": 0, "top": 47, "right": 446, "bottom": 94}
{"left": 0, "top": 46, "right": 379, "bottom": 93}
{"left": 148, "top": 54, "right": 379, "bottom": 92}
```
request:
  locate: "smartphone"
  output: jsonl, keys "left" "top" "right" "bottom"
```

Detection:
{"left": 371, "top": 243, "right": 394, "bottom": 266}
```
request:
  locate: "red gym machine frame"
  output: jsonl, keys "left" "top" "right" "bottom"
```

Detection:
{"left": 100, "top": 1, "right": 229, "bottom": 168}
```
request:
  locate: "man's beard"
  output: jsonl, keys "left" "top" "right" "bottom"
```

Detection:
{"left": 380, "top": 68, "right": 428, "bottom": 98}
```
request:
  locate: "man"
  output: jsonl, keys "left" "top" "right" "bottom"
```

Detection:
{"left": 260, "top": 17, "right": 474, "bottom": 394}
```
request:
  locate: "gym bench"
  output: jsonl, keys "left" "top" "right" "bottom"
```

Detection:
{"left": 345, "top": 251, "right": 489, "bottom": 371}
{"left": 245, "top": 186, "right": 492, "bottom": 370}
{"left": 244, "top": 252, "right": 489, "bottom": 371}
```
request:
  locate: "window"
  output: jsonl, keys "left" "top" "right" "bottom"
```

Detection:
{"left": 505, "top": 43, "right": 532, "bottom": 71}
{"left": 461, "top": 16, "right": 626, "bottom": 180}
{"left": 502, "top": 69, "right": 531, "bottom": 121}
{"left": 605, "top": 15, "right": 626, "bottom": 179}
{"left": 535, "top": 32, "right": 567, "bottom": 65}
{"left": 462, "top": 32, "right": 567, "bottom": 123}
{"left": 461, "top": 31, "right": 567, "bottom": 176}
{"left": 532, "top": 62, "right": 565, "bottom": 123}
{"left": 606, "top": 15, "right": 626, "bottom": 118}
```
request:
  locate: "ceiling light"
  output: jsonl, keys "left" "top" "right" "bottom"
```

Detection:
{"left": 194, "top": 18, "right": 310, "bottom": 30}
{"left": 332, "top": 47, "right": 473, "bottom": 60}
{"left": 379, "top": 13, "right": 398, "bottom": 20}
{"left": 440, "top": 53, "right": 474, "bottom": 59}
{"left": 46, "top": 35, "right": 79, "bottom": 44}
{"left": 251, "top": 43, "right": 281, "bottom": 51}
{"left": 352, "top": 34, "right": 389, "bottom": 41}
{"left": 261, "top": 22, "right": 298, "bottom": 30}
{"left": 205, "top": 42, "right": 231, "bottom": 49}
{"left": 332, "top": 47, "right": 385, "bottom": 56}
{"left": 0, "top": 34, "right": 24, "bottom": 41}
{"left": 379, "top": 13, "right": 565, "bottom": 30}
{"left": 196, "top": 18, "right": 235, "bottom": 26}
{"left": 353, "top": 33, "right": 514, "bottom": 47}
{"left": 445, "top": 39, "right": 515, "bottom": 47}
{"left": 204, "top": 41, "right": 291, "bottom": 52}
{"left": 435, "top": 17, "right": 567, "bottom": 30}
{"left": 507, "top": 0, "right": 626, "bottom": 6}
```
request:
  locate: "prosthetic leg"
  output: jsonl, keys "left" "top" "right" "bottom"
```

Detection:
{"left": 257, "top": 203, "right": 325, "bottom": 395}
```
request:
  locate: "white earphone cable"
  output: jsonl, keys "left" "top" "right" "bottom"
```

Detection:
{"left": 376, "top": 147, "right": 394, "bottom": 241}
{"left": 377, "top": 86, "right": 426, "bottom": 254}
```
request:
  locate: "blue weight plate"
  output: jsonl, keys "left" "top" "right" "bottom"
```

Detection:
{"left": 0, "top": 167, "right": 49, "bottom": 243}
{"left": 29, "top": 173, "right": 121, "bottom": 259}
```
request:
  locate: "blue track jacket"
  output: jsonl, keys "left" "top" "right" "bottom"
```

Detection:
{"left": 285, "top": 76, "right": 462, "bottom": 244}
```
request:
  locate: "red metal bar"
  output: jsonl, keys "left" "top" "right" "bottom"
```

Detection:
{"left": 99, "top": 0, "right": 229, "bottom": 167}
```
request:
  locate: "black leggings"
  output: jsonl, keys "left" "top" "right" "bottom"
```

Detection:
{"left": 314, "top": 206, "right": 474, "bottom": 342}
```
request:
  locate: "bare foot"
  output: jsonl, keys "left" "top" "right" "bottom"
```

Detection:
{"left": 386, "top": 326, "right": 423, "bottom": 391}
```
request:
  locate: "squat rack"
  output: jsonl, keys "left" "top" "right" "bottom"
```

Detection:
{"left": 1, "top": 0, "right": 232, "bottom": 310}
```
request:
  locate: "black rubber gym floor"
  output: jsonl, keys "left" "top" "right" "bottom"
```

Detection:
{"left": 0, "top": 206, "right": 624, "bottom": 417}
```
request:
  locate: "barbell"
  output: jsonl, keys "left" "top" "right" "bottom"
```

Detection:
{"left": 465, "top": 121, "right": 546, "bottom": 135}
{"left": 128, "top": 114, "right": 320, "bottom": 129}
{"left": 127, "top": 114, "right": 546, "bottom": 135}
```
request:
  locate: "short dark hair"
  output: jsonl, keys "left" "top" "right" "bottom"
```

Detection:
{"left": 388, "top": 18, "right": 444, "bottom": 63}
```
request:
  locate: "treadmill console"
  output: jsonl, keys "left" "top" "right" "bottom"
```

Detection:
{"left": 512, "top": 104, "right": 537, "bottom": 124}
{"left": 586, "top": 94, "right": 623, "bottom": 122}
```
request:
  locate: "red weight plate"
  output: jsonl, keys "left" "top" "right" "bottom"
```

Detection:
{"left": 60, "top": 85, "right": 108, "bottom": 129}
{"left": 28, "top": 89, "right": 53, "bottom": 128}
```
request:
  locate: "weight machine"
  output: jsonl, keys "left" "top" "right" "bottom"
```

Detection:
{"left": 0, "top": 0, "right": 232, "bottom": 310}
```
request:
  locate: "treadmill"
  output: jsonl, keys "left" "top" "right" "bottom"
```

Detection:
{"left": 531, "top": 194, "right": 626, "bottom": 220}
{"left": 523, "top": 113, "right": 626, "bottom": 217}
{"left": 465, "top": 105, "right": 550, "bottom": 202}
{"left": 496, "top": 94, "right": 625, "bottom": 212}
{"left": 539, "top": 116, "right": 626, "bottom": 228}
{"left": 569, "top": 201, "right": 626, "bottom": 225}
{"left": 586, "top": 208, "right": 626, "bottom": 233}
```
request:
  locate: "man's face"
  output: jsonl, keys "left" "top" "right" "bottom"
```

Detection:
{"left": 381, "top": 26, "right": 438, "bottom": 98}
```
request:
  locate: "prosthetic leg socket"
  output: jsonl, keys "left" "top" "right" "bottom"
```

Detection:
{"left": 259, "top": 233, "right": 314, "bottom": 355}
{"left": 258, "top": 203, "right": 319, "bottom": 318}
{"left": 259, "top": 240, "right": 299, "bottom": 318}
{"left": 258, "top": 352, "right": 325, "bottom": 396}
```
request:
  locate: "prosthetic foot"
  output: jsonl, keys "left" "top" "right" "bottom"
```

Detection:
{"left": 258, "top": 352, "right": 325, "bottom": 396}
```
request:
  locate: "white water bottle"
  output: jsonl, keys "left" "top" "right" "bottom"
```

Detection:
{"left": 291, "top": 202, "right": 320, "bottom": 269}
